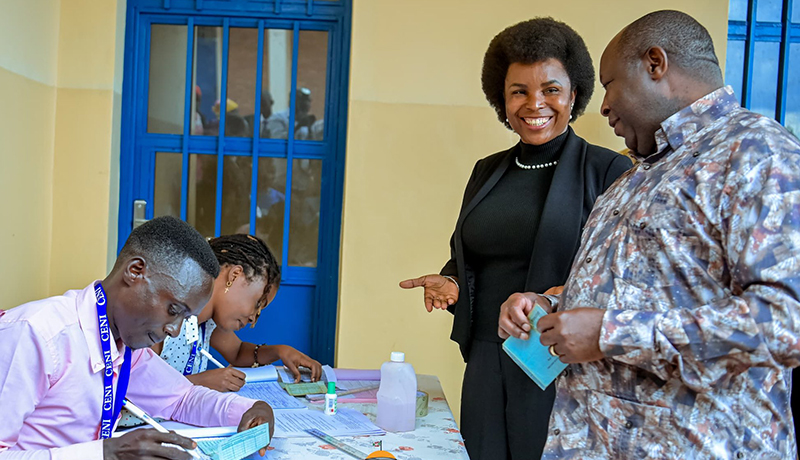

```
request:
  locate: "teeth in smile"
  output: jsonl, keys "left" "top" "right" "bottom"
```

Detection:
{"left": 524, "top": 117, "right": 549, "bottom": 127}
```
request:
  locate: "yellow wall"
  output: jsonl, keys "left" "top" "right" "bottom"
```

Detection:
{"left": 0, "top": 0, "right": 60, "bottom": 307}
{"left": 337, "top": 0, "right": 730, "bottom": 424}
{"left": 49, "top": 0, "right": 126, "bottom": 295}
{"left": 0, "top": 0, "right": 125, "bottom": 308}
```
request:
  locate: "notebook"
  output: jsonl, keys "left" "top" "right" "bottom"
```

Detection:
{"left": 502, "top": 305, "right": 567, "bottom": 390}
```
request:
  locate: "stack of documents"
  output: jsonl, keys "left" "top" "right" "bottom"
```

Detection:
{"left": 115, "top": 366, "right": 387, "bottom": 460}
{"left": 306, "top": 380, "right": 380, "bottom": 404}
{"left": 236, "top": 366, "right": 278, "bottom": 383}
{"left": 237, "top": 381, "right": 306, "bottom": 409}
{"left": 276, "top": 364, "right": 336, "bottom": 396}
{"left": 275, "top": 364, "right": 336, "bottom": 384}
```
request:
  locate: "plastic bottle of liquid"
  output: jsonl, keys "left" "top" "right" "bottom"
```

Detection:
{"left": 376, "top": 351, "right": 417, "bottom": 432}
{"left": 324, "top": 381, "right": 337, "bottom": 415}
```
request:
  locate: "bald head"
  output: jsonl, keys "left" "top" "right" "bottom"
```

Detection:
{"left": 598, "top": 11, "right": 727, "bottom": 156}
{"left": 615, "top": 10, "right": 723, "bottom": 87}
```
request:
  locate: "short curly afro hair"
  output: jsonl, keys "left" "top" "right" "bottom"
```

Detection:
{"left": 482, "top": 18, "right": 595, "bottom": 129}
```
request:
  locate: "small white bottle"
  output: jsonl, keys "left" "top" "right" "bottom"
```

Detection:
{"left": 376, "top": 351, "right": 417, "bottom": 432}
{"left": 324, "top": 381, "right": 337, "bottom": 416}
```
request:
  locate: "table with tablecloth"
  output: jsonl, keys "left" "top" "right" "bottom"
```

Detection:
{"left": 257, "top": 374, "right": 468, "bottom": 460}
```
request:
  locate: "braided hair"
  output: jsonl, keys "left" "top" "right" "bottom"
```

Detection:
{"left": 208, "top": 234, "right": 281, "bottom": 310}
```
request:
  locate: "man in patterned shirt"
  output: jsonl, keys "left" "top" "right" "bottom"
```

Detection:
{"left": 498, "top": 10, "right": 800, "bottom": 459}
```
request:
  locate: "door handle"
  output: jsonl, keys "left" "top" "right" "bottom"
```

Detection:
{"left": 133, "top": 200, "right": 148, "bottom": 229}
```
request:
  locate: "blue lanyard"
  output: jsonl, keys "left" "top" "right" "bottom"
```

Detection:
{"left": 95, "top": 282, "right": 132, "bottom": 439}
{"left": 183, "top": 322, "right": 207, "bottom": 375}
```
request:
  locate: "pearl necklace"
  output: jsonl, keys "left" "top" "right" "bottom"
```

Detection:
{"left": 515, "top": 156, "right": 558, "bottom": 170}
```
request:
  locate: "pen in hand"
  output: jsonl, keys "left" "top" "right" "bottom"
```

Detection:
{"left": 122, "top": 399, "right": 204, "bottom": 460}
{"left": 200, "top": 348, "right": 226, "bottom": 369}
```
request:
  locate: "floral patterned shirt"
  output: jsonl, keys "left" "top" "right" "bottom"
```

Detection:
{"left": 543, "top": 87, "right": 800, "bottom": 460}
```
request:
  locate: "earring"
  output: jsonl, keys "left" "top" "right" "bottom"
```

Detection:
{"left": 225, "top": 275, "right": 237, "bottom": 294}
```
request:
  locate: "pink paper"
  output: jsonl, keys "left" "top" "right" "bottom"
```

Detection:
{"left": 334, "top": 368, "right": 381, "bottom": 380}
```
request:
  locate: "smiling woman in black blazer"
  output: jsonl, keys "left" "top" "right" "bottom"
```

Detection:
{"left": 400, "top": 18, "right": 631, "bottom": 460}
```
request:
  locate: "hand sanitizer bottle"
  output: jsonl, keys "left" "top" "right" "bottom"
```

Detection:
{"left": 324, "top": 381, "right": 337, "bottom": 415}
{"left": 376, "top": 351, "right": 416, "bottom": 432}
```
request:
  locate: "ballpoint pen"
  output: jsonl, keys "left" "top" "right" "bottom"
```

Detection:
{"left": 200, "top": 348, "right": 226, "bottom": 369}
{"left": 122, "top": 399, "right": 204, "bottom": 460}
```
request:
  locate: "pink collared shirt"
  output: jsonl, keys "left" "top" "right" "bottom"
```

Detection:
{"left": 0, "top": 283, "right": 259, "bottom": 460}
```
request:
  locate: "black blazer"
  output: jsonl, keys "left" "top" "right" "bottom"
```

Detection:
{"left": 441, "top": 128, "right": 632, "bottom": 361}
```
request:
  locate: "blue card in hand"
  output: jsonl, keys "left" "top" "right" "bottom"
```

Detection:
{"left": 196, "top": 423, "right": 270, "bottom": 460}
{"left": 502, "top": 305, "right": 567, "bottom": 390}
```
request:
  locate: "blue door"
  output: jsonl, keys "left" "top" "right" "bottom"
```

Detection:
{"left": 118, "top": 0, "right": 352, "bottom": 365}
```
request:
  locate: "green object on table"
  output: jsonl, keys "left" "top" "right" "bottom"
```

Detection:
{"left": 416, "top": 390, "right": 429, "bottom": 417}
{"left": 278, "top": 380, "right": 327, "bottom": 396}
{"left": 196, "top": 423, "right": 270, "bottom": 460}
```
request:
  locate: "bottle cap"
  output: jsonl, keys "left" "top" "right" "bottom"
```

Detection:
{"left": 327, "top": 381, "right": 336, "bottom": 394}
{"left": 390, "top": 351, "right": 405, "bottom": 363}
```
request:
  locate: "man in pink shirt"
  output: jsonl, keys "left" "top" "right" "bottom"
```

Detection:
{"left": 0, "top": 216, "right": 274, "bottom": 460}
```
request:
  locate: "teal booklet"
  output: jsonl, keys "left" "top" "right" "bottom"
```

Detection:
{"left": 502, "top": 305, "right": 567, "bottom": 390}
{"left": 196, "top": 423, "right": 270, "bottom": 460}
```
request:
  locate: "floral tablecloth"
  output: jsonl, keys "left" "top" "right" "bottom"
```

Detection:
{"left": 254, "top": 374, "right": 468, "bottom": 460}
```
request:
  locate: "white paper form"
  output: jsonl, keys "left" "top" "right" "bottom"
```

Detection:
{"left": 272, "top": 408, "right": 384, "bottom": 438}
{"left": 237, "top": 381, "right": 307, "bottom": 409}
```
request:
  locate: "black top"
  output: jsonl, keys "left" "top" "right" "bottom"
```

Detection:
{"left": 441, "top": 127, "right": 632, "bottom": 361}
{"left": 462, "top": 131, "right": 567, "bottom": 341}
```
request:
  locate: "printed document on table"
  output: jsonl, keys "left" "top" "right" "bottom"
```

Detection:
{"left": 237, "top": 381, "right": 307, "bottom": 409}
{"left": 272, "top": 408, "right": 384, "bottom": 438}
{"left": 276, "top": 364, "right": 336, "bottom": 384}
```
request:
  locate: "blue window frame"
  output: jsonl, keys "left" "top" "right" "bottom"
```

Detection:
{"left": 726, "top": 0, "right": 800, "bottom": 135}
{"left": 118, "top": 0, "right": 352, "bottom": 365}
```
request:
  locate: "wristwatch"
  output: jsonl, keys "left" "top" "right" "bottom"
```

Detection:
{"left": 540, "top": 293, "right": 560, "bottom": 312}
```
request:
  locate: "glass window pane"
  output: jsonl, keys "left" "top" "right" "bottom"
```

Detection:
{"left": 187, "top": 153, "right": 217, "bottom": 238}
{"left": 729, "top": 0, "right": 748, "bottom": 21}
{"left": 256, "top": 158, "right": 287, "bottom": 262}
{"left": 793, "top": 2, "right": 800, "bottom": 23}
{"left": 786, "top": 43, "right": 800, "bottom": 138}
{"left": 725, "top": 40, "right": 745, "bottom": 102}
{"left": 288, "top": 159, "right": 321, "bottom": 267}
{"left": 261, "top": 30, "right": 293, "bottom": 139}
{"left": 757, "top": 0, "right": 783, "bottom": 22}
{"left": 191, "top": 26, "right": 223, "bottom": 136}
{"left": 154, "top": 152, "right": 182, "bottom": 218}
{"left": 226, "top": 28, "right": 258, "bottom": 138}
{"left": 148, "top": 25, "right": 187, "bottom": 134}
{"left": 295, "top": 31, "right": 328, "bottom": 141}
{"left": 751, "top": 41, "right": 780, "bottom": 118}
{"left": 221, "top": 156, "right": 252, "bottom": 234}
